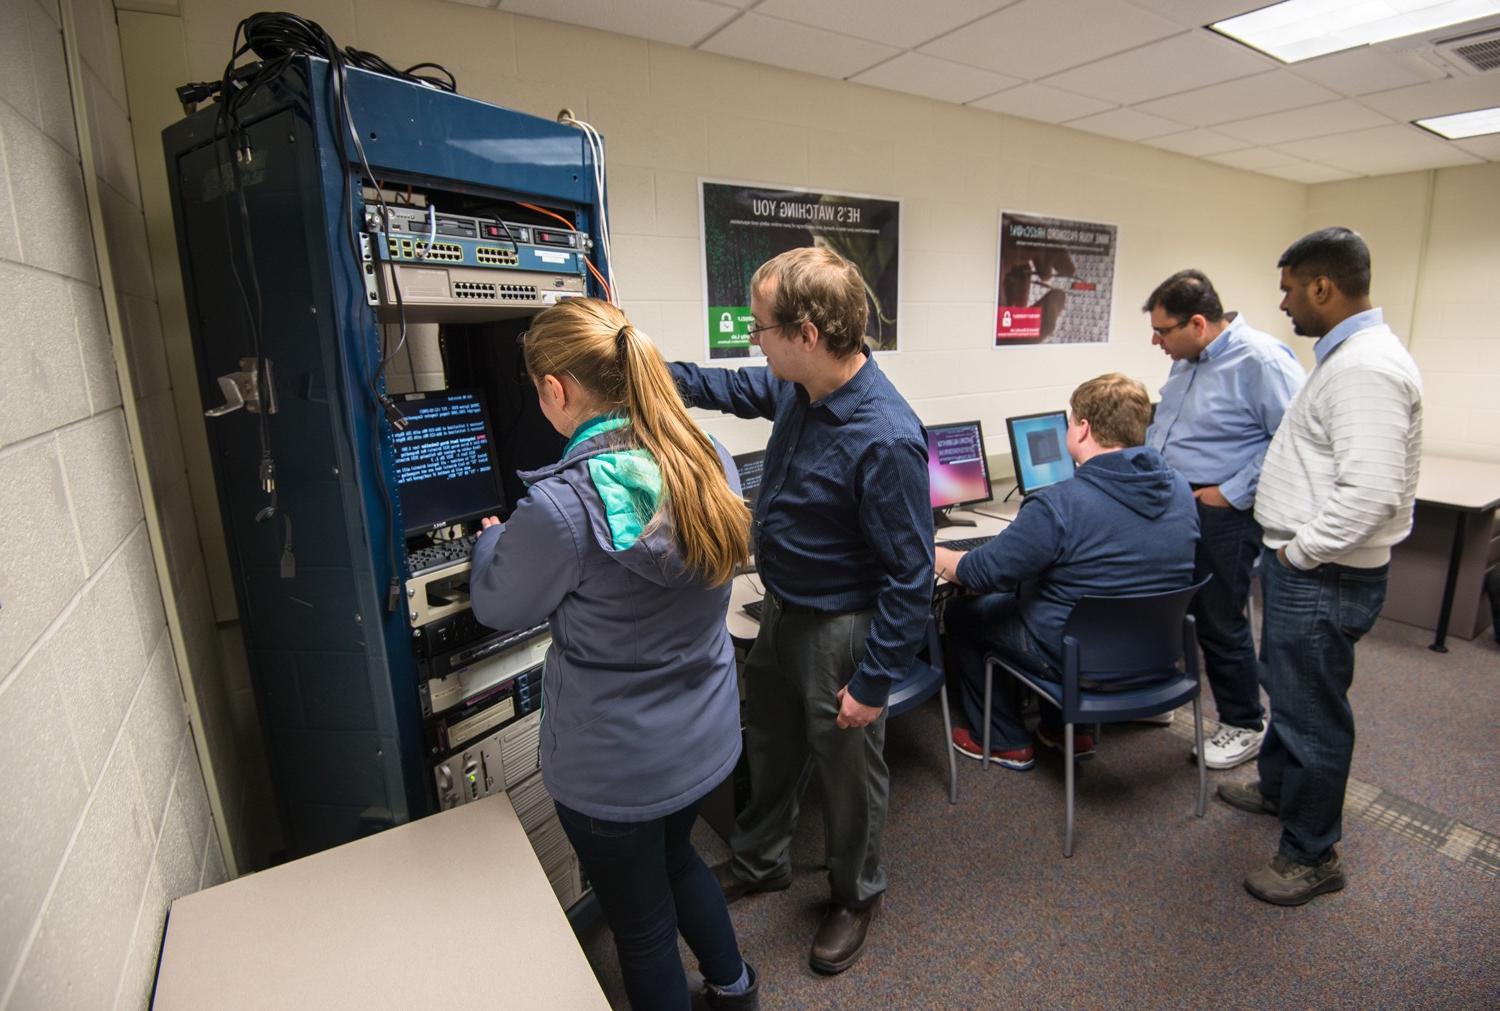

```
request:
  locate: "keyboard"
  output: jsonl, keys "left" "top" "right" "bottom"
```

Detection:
{"left": 742, "top": 598, "right": 765, "bottom": 622}
{"left": 407, "top": 531, "right": 481, "bottom": 574}
{"left": 937, "top": 535, "right": 994, "bottom": 551}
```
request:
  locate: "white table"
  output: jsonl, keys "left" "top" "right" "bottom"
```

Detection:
{"left": 153, "top": 793, "right": 609, "bottom": 1010}
{"left": 1410, "top": 455, "right": 1500, "bottom": 652}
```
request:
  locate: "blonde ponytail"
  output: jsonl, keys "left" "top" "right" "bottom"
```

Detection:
{"left": 523, "top": 299, "right": 751, "bottom": 585}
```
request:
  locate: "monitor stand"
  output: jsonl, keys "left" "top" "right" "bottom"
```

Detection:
{"left": 933, "top": 507, "right": 976, "bottom": 529}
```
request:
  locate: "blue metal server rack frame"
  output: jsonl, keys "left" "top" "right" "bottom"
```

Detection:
{"left": 163, "top": 57, "right": 606, "bottom": 857}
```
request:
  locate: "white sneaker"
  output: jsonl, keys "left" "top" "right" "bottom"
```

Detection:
{"left": 1136, "top": 708, "right": 1177, "bottom": 727}
{"left": 1194, "top": 724, "right": 1266, "bottom": 770}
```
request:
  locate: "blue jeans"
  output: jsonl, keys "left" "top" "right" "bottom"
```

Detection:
{"left": 1256, "top": 548, "right": 1388, "bottom": 864}
{"left": 944, "top": 592, "right": 1061, "bottom": 750}
{"left": 1191, "top": 502, "right": 1265, "bottom": 731}
{"left": 555, "top": 797, "right": 743, "bottom": 1010}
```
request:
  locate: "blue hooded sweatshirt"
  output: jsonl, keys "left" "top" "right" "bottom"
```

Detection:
{"left": 468, "top": 417, "right": 742, "bottom": 822}
{"left": 954, "top": 445, "right": 1199, "bottom": 670}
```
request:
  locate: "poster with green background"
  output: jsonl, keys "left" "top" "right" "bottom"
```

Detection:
{"left": 699, "top": 180, "right": 902, "bottom": 359}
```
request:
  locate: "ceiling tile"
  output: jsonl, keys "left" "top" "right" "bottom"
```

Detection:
{"left": 1203, "top": 147, "right": 1302, "bottom": 170}
{"left": 755, "top": 0, "right": 1004, "bottom": 49}
{"left": 699, "top": 12, "right": 901, "bottom": 79}
{"left": 1142, "top": 128, "right": 1247, "bottom": 156}
{"left": 1275, "top": 124, "right": 1485, "bottom": 175}
{"left": 1260, "top": 161, "right": 1360, "bottom": 184}
{"left": 967, "top": 82, "right": 1115, "bottom": 122}
{"left": 1040, "top": 29, "right": 1272, "bottom": 105}
{"left": 1065, "top": 106, "right": 1187, "bottom": 141}
{"left": 1359, "top": 75, "right": 1500, "bottom": 122}
{"left": 919, "top": 0, "right": 1180, "bottom": 79}
{"left": 1454, "top": 134, "right": 1500, "bottom": 160}
{"left": 852, "top": 52, "right": 1022, "bottom": 104}
{"left": 1217, "top": 99, "right": 1396, "bottom": 145}
{"left": 1287, "top": 47, "right": 1441, "bottom": 97}
{"left": 1119, "top": 1, "right": 1267, "bottom": 28}
{"left": 498, "top": 0, "right": 739, "bottom": 46}
{"left": 1135, "top": 69, "right": 1342, "bottom": 126}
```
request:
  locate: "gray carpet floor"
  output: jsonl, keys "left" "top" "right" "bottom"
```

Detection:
{"left": 578, "top": 617, "right": 1500, "bottom": 1008}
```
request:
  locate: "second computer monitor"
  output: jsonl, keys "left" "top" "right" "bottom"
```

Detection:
{"left": 1005, "top": 410, "right": 1075, "bottom": 496}
{"left": 928, "top": 421, "right": 993, "bottom": 510}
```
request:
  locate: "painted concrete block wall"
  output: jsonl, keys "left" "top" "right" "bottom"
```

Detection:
{"left": 155, "top": 0, "right": 1311, "bottom": 460}
{"left": 1307, "top": 163, "right": 1500, "bottom": 463}
{"left": 0, "top": 0, "right": 227, "bottom": 1007}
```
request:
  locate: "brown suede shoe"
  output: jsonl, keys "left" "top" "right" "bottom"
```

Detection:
{"left": 1244, "top": 851, "right": 1346, "bottom": 906}
{"left": 712, "top": 862, "right": 792, "bottom": 905}
{"left": 809, "top": 895, "right": 881, "bottom": 975}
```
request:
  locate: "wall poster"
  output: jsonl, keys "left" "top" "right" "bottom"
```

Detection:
{"left": 700, "top": 180, "right": 901, "bottom": 359}
{"left": 995, "top": 211, "right": 1117, "bottom": 346}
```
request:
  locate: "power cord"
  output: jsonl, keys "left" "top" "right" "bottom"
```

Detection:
{"left": 556, "top": 110, "right": 618, "bottom": 303}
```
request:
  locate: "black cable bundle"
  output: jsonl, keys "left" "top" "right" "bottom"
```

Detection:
{"left": 201, "top": 12, "right": 451, "bottom": 601}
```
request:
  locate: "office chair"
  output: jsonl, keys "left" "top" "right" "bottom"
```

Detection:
{"left": 888, "top": 617, "right": 958, "bottom": 805}
{"left": 982, "top": 578, "right": 1210, "bottom": 856}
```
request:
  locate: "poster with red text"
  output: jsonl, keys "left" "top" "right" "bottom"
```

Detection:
{"left": 995, "top": 211, "right": 1116, "bottom": 346}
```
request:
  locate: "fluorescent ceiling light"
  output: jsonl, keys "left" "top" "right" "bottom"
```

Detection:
{"left": 1210, "top": 0, "right": 1500, "bottom": 63}
{"left": 1414, "top": 105, "right": 1500, "bottom": 137}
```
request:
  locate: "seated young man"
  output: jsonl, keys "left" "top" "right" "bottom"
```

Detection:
{"left": 935, "top": 373, "right": 1199, "bottom": 769}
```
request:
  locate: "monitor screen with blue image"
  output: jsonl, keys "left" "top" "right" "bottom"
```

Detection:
{"left": 1005, "top": 410, "right": 1074, "bottom": 496}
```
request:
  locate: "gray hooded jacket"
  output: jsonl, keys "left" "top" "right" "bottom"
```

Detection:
{"left": 468, "top": 421, "right": 742, "bottom": 822}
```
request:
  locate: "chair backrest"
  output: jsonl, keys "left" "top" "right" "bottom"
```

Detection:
{"left": 1060, "top": 577, "right": 1210, "bottom": 683}
{"left": 888, "top": 616, "right": 946, "bottom": 717}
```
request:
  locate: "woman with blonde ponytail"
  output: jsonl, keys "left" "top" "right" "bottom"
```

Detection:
{"left": 469, "top": 298, "right": 758, "bottom": 1010}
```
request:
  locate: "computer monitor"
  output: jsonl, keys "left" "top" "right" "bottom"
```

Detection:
{"left": 1005, "top": 410, "right": 1075, "bottom": 496}
{"left": 393, "top": 390, "right": 505, "bottom": 535}
{"left": 927, "top": 421, "right": 993, "bottom": 510}
{"left": 733, "top": 450, "right": 766, "bottom": 509}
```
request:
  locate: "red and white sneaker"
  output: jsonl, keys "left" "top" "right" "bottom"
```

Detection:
{"left": 1034, "top": 724, "right": 1096, "bottom": 760}
{"left": 951, "top": 727, "right": 1035, "bottom": 771}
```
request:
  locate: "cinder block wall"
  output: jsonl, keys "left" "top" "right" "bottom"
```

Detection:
{"left": 0, "top": 1, "right": 229, "bottom": 1008}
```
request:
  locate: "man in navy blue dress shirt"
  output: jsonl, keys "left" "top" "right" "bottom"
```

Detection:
{"left": 1143, "top": 270, "right": 1305, "bottom": 768}
{"left": 670, "top": 247, "right": 933, "bottom": 976}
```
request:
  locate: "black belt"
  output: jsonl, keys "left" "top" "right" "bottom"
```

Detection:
{"left": 766, "top": 591, "right": 864, "bottom": 619}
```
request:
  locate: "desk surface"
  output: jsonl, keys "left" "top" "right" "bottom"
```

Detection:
{"left": 153, "top": 794, "right": 608, "bottom": 1011}
{"left": 1416, "top": 454, "right": 1500, "bottom": 512}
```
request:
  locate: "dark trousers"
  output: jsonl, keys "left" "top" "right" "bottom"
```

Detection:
{"left": 730, "top": 594, "right": 888, "bottom": 909}
{"left": 945, "top": 592, "right": 1060, "bottom": 750}
{"left": 1256, "top": 548, "right": 1388, "bottom": 864}
{"left": 1191, "top": 502, "right": 1267, "bottom": 731}
{"left": 556, "top": 797, "right": 742, "bottom": 1011}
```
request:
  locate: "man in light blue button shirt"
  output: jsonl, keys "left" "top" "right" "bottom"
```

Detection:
{"left": 1143, "top": 270, "right": 1305, "bottom": 769}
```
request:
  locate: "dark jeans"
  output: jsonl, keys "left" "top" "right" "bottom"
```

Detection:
{"left": 555, "top": 797, "right": 742, "bottom": 1011}
{"left": 944, "top": 592, "right": 1066, "bottom": 750}
{"left": 730, "top": 594, "right": 888, "bottom": 909}
{"left": 1192, "top": 502, "right": 1266, "bottom": 731}
{"left": 1256, "top": 547, "right": 1388, "bottom": 864}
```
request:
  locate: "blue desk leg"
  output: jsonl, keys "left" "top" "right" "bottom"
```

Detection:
{"left": 1429, "top": 509, "right": 1466, "bottom": 653}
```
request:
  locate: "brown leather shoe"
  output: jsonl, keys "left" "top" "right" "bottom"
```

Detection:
{"left": 712, "top": 861, "right": 791, "bottom": 905}
{"left": 809, "top": 895, "right": 881, "bottom": 975}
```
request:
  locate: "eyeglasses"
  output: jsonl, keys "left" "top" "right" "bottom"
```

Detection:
{"left": 744, "top": 318, "right": 806, "bottom": 339}
{"left": 1150, "top": 318, "right": 1191, "bottom": 339}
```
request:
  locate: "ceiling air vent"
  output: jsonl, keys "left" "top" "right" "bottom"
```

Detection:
{"left": 1380, "top": 17, "right": 1500, "bottom": 78}
{"left": 1444, "top": 31, "right": 1500, "bottom": 72}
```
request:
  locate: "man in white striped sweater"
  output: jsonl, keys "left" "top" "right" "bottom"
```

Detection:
{"left": 1218, "top": 227, "right": 1422, "bottom": 907}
